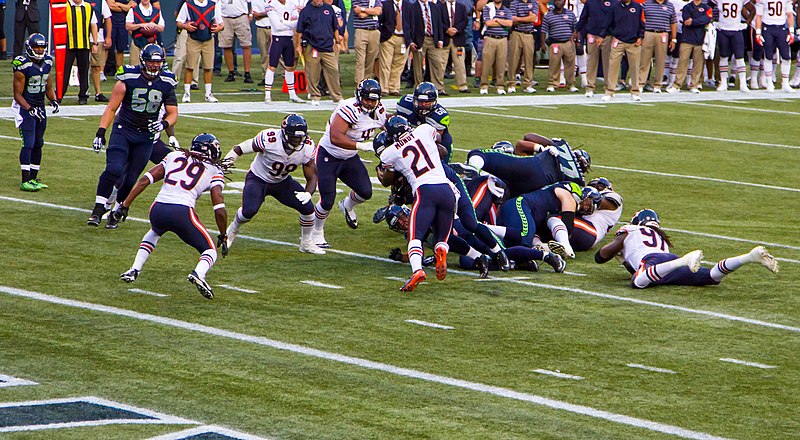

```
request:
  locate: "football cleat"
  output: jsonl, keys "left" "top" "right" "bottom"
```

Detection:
{"left": 87, "top": 214, "right": 101, "bottom": 227}
{"left": 750, "top": 246, "right": 779, "bottom": 274}
{"left": 548, "top": 240, "right": 575, "bottom": 259}
{"left": 120, "top": 269, "right": 140, "bottom": 283}
{"left": 475, "top": 254, "right": 491, "bottom": 279}
{"left": 300, "top": 240, "right": 326, "bottom": 255}
{"left": 32, "top": 179, "right": 49, "bottom": 189}
{"left": 422, "top": 255, "right": 436, "bottom": 267}
{"left": 182, "top": 92, "right": 191, "bottom": 103}
{"left": 20, "top": 180, "right": 40, "bottom": 192}
{"left": 400, "top": 269, "right": 427, "bottom": 292}
{"left": 682, "top": 250, "right": 703, "bottom": 273}
{"left": 313, "top": 231, "right": 330, "bottom": 249}
{"left": 105, "top": 213, "right": 120, "bottom": 229}
{"left": 543, "top": 252, "right": 567, "bottom": 273}
{"left": 494, "top": 249, "right": 510, "bottom": 272}
{"left": 205, "top": 93, "right": 219, "bottom": 102}
{"left": 289, "top": 95, "right": 306, "bottom": 103}
{"left": 448, "top": 162, "right": 480, "bottom": 179}
{"left": 264, "top": 94, "right": 272, "bottom": 104}
{"left": 600, "top": 94, "right": 612, "bottom": 102}
{"left": 435, "top": 247, "right": 448, "bottom": 281}
{"left": 225, "top": 224, "right": 238, "bottom": 249}
{"left": 338, "top": 200, "right": 358, "bottom": 229}
{"left": 187, "top": 271, "right": 214, "bottom": 299}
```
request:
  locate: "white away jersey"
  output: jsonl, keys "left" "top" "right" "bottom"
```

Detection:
{"left": 565, "top": 0, "right": 585, "bottom": 20}
{"left": 155, "top": 151, "right": 225, "bottom": 208}
{"left": 379, "top": 124, "right": 450, "bottom": 192}
{"left": 266, "top": 0, "right": 301, "bottom": 36}
{"left": 716, "top": 0, "right": 747, "bottom": 30}
{"left": 319, "top": 98, "right": 387, "bottom": 160}
{"left": 248, "top": 128, "right": 316, "bottom": 183}
{"left": 580, "top": 190, "right": 623, "bottom": 245}
{"left": 755, "top": 0, "right": 792, "bottom": 25}
{"left": 617, "top": 224, "right": 671, "bottom": 270}
{"left": 670, "top": 0, "right": 690, "bottom": 32}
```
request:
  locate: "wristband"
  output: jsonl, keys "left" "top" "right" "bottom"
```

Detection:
{"left": 213, "top": 203, "right": 225, "bottom": 210}
{"left": 790, "top": 28, "right": 796, "bottom": 34}
{"left": 96, "top": 127, "right": 107, "bottom": 138}
{"left": 671, "top": 38, "right": 677, "bottom": 43}
{"left": 144, "top": 172, "right": 155, "bottom": 184}
{"left": 161, "top": 120, "right": 170, "bottom": 130}
{"left": 756, "top": 29, "right": 762, "bottom": 35}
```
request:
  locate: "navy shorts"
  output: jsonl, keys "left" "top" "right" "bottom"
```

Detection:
{"left": 497, "top": 196, "right": 535, "bottom": 247}
{"left": 149, "top": 202, "right": 216, "bottom": 253}
{"left": 269, "top": 36, "right": 296, "bottom": 68}
{"left": 717, "top": 29, "right": 745, "bottom": 59}
{"left": 110, "top": 18, "right": 130, "bottom": 52}
{"left": 409, "top": 183, "right": 456, "bottom": 245}
{"left": 315, "top": 147, "right": 372, "bottom": 211}
{"left": 240, "top": 172, "right": 313, "bottom": 219}
{"left": 632, "top": 252, "right": 719, "bottom": 288}
{"left": 762, "top": 24, "right": 791, "bottom": 60}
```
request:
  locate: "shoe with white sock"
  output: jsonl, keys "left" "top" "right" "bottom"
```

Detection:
{"left": 739, "top": 84, "right": 750, "bottom": 93}
{"left": 225, "top": 223, "right": 238, "bottom": 249}
{"left": 120, "top": 269, "right": 140, "bottom": 283}
{"left": 546, "top": 86, "right": 555, "bottom": 92}
{"left": 264, "top": 94, "right": 272, "bottom": 104}
{"left": 338, "top": 199, "right": 358, "bottom": 229}
{"left": 765, "top": 81, "right": 775, "bottom": 92}
{"left": 548, "top": 240, "right": 575, "bottom": 259}
{"left": 666, "top": 86, "right": 680, "bottom": 93}
{"left": 631, "top": 94, "right": 642, "bottom": 102}
{"left": 653, "top": 87, "right": 662, "bottom": 93}
{"left": 782, "top": 84, "right": 796, "bottom": 93}
{"left": 289, "top": 94, "right": 306, "bottom": 103}
{"left": 524, "top": 86, "right": 537, "bottom": 93}
{"left": 749, "top": 79, "right": 759, "bottom": 90}
{"left": 187, "top": 271, "right": 214, "bottom": 299}
{"left": 569, "top": 86, "right": 579, "bottom": 92}
{"left": 681, "top": 250, "right": 704, "bottom": 273}
{"left": 205, "top": 93, "right": 219, "bottom": 102}
{"left": 717, "top": 83, "right": 728, "bottom": 92}
{"left": 182, "top": 92, "right": 191, "bottom": 103}
{"left": 600, "top": 94, "right": 612, "bottom": 102}
{"left": 585, "top": 90, "right": 594, "bottom": 98}
{"left": 689, "top": 87, "right": 699, "bottom": 94}
{"left": 310, "top": 100, "right": 320, "bottom": 106}
{"left": 749, "top": 246, "right": 779, "bottom": 273}
{"left": 313, "top": 231, "right": 330, "bottom": 249}
{"left": 479, "top": 88, "right": 488, "bottom": 95}
{"left": 300, "top": 239, "right": 326, "bottom": 255}
{"left": 497, "top": 88, "right": 506, "bottom": 95}
{"left": 507, "top": 86, "right": 516, "bottom": 93}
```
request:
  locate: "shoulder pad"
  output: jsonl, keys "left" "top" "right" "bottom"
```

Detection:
{"left": 601, "top": 190, "right": 623, "bottom": 207}
{"left": 615, "top": 225, "right": 633, "bottom": 237}
{"left": 12, "top": 56, "right": 28, "bottom": 70}
{"left": 158, "top": 70, "right": 178, "bottom": 86}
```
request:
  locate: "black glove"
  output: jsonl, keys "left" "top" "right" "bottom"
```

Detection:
{"left": 113, "top": 205, "right": 129, "bottom": 222}
{"left": 217, "top": 234, "right": 228, "bottom": 257}
{"left": 28, "top": 107, "right": 45, "bottom": 121}
{"left": 388, "top": 248, "right": 403, "bottom": 262}
{"left": 93, "top": 127, "right": 107, "bottom": 153}
{"left": 50, "top": 100, "right": 60, "bottom": 114}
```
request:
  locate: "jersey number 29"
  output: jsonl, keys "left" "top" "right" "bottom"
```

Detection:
{"left": 164, "top": 157, "right": 204, "bottom": 190}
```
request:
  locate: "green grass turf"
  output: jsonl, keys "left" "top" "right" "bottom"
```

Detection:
{"left": 0, "top": 98, "right": 798, "bottom": 439}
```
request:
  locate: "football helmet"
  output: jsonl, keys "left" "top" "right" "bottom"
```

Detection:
{"left": 413, "top": 82, "right": 438, "bottom": 117}
{"left": 140, "top": 44, "right": 166, "bottom": 79}
{"left": 355, "top": 78, "right": 382, "bottom": 110}
{"left": 25, "top": 33, "right": 48, "bottom": 62}
{"left": 386, "top": 115, "right": 411, "bottom": 143}
{"left": 386, "top": 204, "right": 411, "bottom": 232}
{"left": 191, "top": 133, "right": 222, "bottom": 161}
{"left": 573, "top": 149, "right": 591, "bottom": 173}
{"left": 281, "top": 113, "right": 308, "bottom": 153}
{"left": 631, "top": 209, "right": 660, "bottom": 228}
{"left": 373, "top": 131, "right": 389, "bottom": 157}
{"left": 587, "top": 176, "right": 613, "bottom": 191}
{"left": 578, "top": 186, "right": 602, "bottom": 215}
{"left": 492, "top": 140, "right": 515, "bottom": 154}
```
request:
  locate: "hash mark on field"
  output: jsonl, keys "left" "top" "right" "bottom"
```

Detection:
{"left": 532, "top": 369, "right": 583, "bottom": 380}
{"left": 59, "top": 116, "right": 84, "bottom": 121}
{"left": 127, "top": 289, "right": 168, "bottom": 297}
{"left": 405, "top": 319, "right": 454, "bottom": 330}
{"left": 594, "top": 165, "right": 799, "bottom": 192}
{"left": 483, "top": 106, "right": 508, "bottom": 111}
{"left": 300, "top": 280, "right": 343, "bottom": 289}
{"left": 384, "top": 276, "right": 428, "bottom": 285}
{"left": 217, "top": 284, "right": 258, "bottom": 294}
{"left": 0, "top": 374, "right": 38, "bottom": 388}
{"left": 474, "top": 276, "right": 531, "bottom": 281}
{"left": 627, "top": 363, "right": 677, "bottom": 374}
{"left": 224, "top": 112, "right": 251, "bottom": 117}
{"left": 719, "top": 358, "right": 776, "bottom": 369}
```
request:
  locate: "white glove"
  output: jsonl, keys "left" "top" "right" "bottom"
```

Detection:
{"left": 355, "top": 141, "right": 373, "bottom": 151}
{"left": 168, "top": 135, "right": 180, "bottom": 149}
{"left": 543, "top": 146, "right": 559, "bottom": 157}
{"left": 294, "top": 191, "right": 312, "bottom": 204}
{"left": 93, "top": 136, "right": 105, "bottom": 153}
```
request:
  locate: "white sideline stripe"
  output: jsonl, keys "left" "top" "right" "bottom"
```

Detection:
{"left": 59, "top": 116, "right": 85, "bottom": 121}
{"left": 2, "top": 195, "right": 800, "bottom": 334}
{"left": 147, "top": 425, "right": 271, "bottom": 440}
{"left": 300, "top": 280, "right": 343, "bottom": 289}
{"left": 683, "top": 101, "right": 800, "bottom": 115}
{"left": 128, "top": 288, "right": 168, "bottom": 297}
{"left": 719, "top": 358, "right": 776, "bottom": 369}
{"left": 475, "top": 276, "right": 532, "bottom": 281}
{"left": 0, "top": 374, "right": 38, "bottom": 387}
{"left": 532, "top": 369, "right": 584, "bottom": 380}
{"left": 404, "top": 319, "right": 455, "bottom": 330}
{"left": 0, "top": 396, "right": 198, "bottom": 433}
{"left": 627, "top": 363, "right": 678, "bottom": 374}
{"left": 0, "top": 286, "right": 731, "bottom": 440}
{"left": 0, "top": 134, "right": 92, "bottom": 152}
{"left": 593, "top": 165, "right": 799, "bottom": 193}
{"left": 661, "top": 227, "right": 800, "bottom": 251}
{"left": 484, "top": 106, "right": 509, "bottom": 110}
{"left": 217, "top": 284, "right": 259, "bottom": 294}
{"left": 449, "top": 108, "right": 800, "bottom": 149}
{"left": 224, "top": 112, "right": 251, "bottom": 117}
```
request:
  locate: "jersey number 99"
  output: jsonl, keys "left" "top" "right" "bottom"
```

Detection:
{"left": 131, "top": 88, "right": 164, "bottom": 113}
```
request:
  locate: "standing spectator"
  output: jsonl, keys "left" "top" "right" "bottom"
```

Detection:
{"left": 220, "top": 0, "right": 254, "bottom": 83}
{"left": 542, "top": 0, "right": 578, "bottom": 92}
{"left": 638, "top": 0, "right": 677, "bottom": 93}
{"left": 90, "top": 0, "right": 112, "bottom": 102}
{"left": 666, "top": 0, "right": 688, "bottom": 85}
{"left": 108, "top": 0, "right": 135, "bottom": 70}
{"left": 479, "top": 0, "right": 512, "bottom": 94}
{"left": 714, "top": 0, "right": 750, "bottom": 91}
{"left": 126, "top": 0, "right": 165, "bottom": 64}
{"left": 507, "top": 0, "right": 538, "bottom": 93}
{"left": 0, "top": 0, "right": 7, "bottom": 59}
{"left": 13, "top": 0, "right": 40, "bottom": 57}
{"left": 442, "top": 0, "right": 470, "bottom": 92}
{"left": 63, "top": 0, "right": 98, "bottom": 105}
{"left": 666, "top": 0, "right": 711, "bottom": 93}
{"left": 378, "top": 0, "right": 410, "bottom": 95}
{"left": 177, "top": 0, "right": 224, "bottom": 103}
{"left": 404, "top": 0, "right": 446, "bottom": 92}
{"left": 601, "top": 0, "right": 645, "bottom": 101}
{"left": 352, "top": 0, "right": 383, "bottom": 84}
{"left": 296, "top": 0, "right": 344, "bottom": 105}
{"left": 263, "top": 0, "right": 304, "bottom": 103}
{"left": 172, "top": 0, "right": 201, "bottom": 89}
{"left": 251, "top": 0, "right": 272, "bottom": 85}
{"left": 577, "top": 0, "right": 614, "bottom": 96}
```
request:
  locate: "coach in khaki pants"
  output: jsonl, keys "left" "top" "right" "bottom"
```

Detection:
{"left": 541, "top": 0, "right": 577, "bottom": 91}
{"left": 442, "top": 0, "right": 469, "bottom": 93}
{"left": 638, "top": 0, "right": 677, "bottom": 92}
{"left": 602, "top": 0, "right": 644, "bottom": 100}
{"left": 479, "top": 0, "right": 513, "bottom": 94}
{"left": 507, "top": 0, "right": 538, "bottom": 93}
{"left": 378, "top": 0, "right": 409, "bottom": 95}
{"left": 576, "top": 0, "right": 613, "bottom": 96}
{"left": 296, "top": 0, "right": 343, "bottom": 104}
{"left": 251, "top": 0, "right": 271, "bottom": 82}
{"left": 352, "top": 0, "right": 382, "bottom": 84}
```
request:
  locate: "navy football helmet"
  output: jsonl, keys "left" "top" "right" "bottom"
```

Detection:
{"left": 492, "top": 140, "right": 515, "bottom": 154}
{"left": 587, "top": 176, "right": 613, "bottom": 191}
{"left": 573, "top": 149, "right": 591, "bottom": 173}
{"left": 631, "top": 209, "right": 660, "bottom": 228}
{"left": 386, "top": 204, "right": 411, "bottom": 232}
{"left": 386, "top": 115, "right": 411, "bottom": 142}
{"left": 281, "top": 113, "right": 308, "bottom": 153}
{"left": 578, "top": 186, "right": 602, "bottom": 215}
{"left": 413, "top": 82, "right": 438, "bottom": 117}
{"left": 25, "top": 33, "right": 48, "bottom": 62}
{"left": 356, "top": 78, "right": 382, "bottom": 110}
{"left": 191, "top": 133, "right": 222, "bottom": 161}
{"left": 140, "top": 44, "right": 166, "bottom": 79}
{"left": 373, "top": 131, "right": 389, "bottom": 157}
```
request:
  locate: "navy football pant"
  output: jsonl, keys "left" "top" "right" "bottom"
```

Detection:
{"left": 631, "top": 253, "right": 719, "bottom": 288}
{"left": 97, "top": 125, "right": 154, "bottom": 202}
{"left": 149, "top": 202, "right": 216, "bottom": 253}
{"left": 409, "top": 183, "right": 456, "bottom": 245}
{"left": 316, "top": 147, "right": 372, "bottom": 211}
{"left": 18, "top": 109, "right": 46, "bottom": 172}
{"left": 241, "top": 172, "right": 314, "bottom": 219}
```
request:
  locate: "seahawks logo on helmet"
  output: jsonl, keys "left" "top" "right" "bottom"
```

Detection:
{"left": 578, "top": 186, "right": 602, "bottom": 215}
{"left": 492, "top": 140, "right": 515, "bottom": 154}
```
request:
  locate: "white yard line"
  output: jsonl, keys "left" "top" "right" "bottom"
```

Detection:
{"left": 531, "top": 369, "right": 584, "bottom": 380}
{"left": 683, "top": 101, "right": 800, "bottom": 116}
{"left": 661, "top": 227, "right": 800, "bottom": 251}
{"left": 217, "top": 284, "right": 258, "bottom": 294}
{"left": 2, "top": 195, "right": 799, "bottom": 334}
{"left": 404, "top": 319, "right": 455, "bottom": 330}
{"left": 147, "top": 425, "right": 271, "bottom": 440}
{"left": 127, "top": 288, "right": 168, "bottom": 298}
{"left": 449, "top": 108, "right": 800, "bottom": 149}
{"left": 300, "top": 280, "right": 343, "bottom": 289}
{"left": 0, "top": 285, "right": 732, "bottom": 440}
{"left": 59, "top": 116, "right": 85, "bottom": 121}
{"left": 224, "top": 112, "right": 251, "bottom": 117}
{"left": 626, "top": 363, "right": 678, "bottom": 374}
{"left": 0, "top": 374, "right": 38, "bottom": 387}
{"left": 592, "top": 165, "right": 799, "bottom": 193}
{"left": 182, "top": 114, "right": 327, "bottom": 135}
{"left": 719, "top": 358, "right": 776, "bottom": 369}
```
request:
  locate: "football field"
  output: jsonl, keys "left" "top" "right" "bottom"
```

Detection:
{"left": 0, "top": 93, "right": 798, "bottom": 439}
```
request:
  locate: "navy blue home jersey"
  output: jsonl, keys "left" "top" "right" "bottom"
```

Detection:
{"left": 395, "top": 94, "right": 453, "bottom": 162}
{"left": 114, "top": 65, "right": 178, "bottom": 129}
{"left": 12, "top": 55, "right": 53, "bottom": 108}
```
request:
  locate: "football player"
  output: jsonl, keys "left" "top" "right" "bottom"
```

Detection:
{"left": 12, "top": 33, "right": 59, "bottom": 192}
{"left": 114, "top": 133, "right": 228, "bottom": 300}
{"left": 376, "top": 116, "right": 456, "bottom": 292}
{"left": 88, "top": 43, "right": 178, "bottom": 229}
{"left": 221, "top": 114, "right": 325, "bottom": 255}
{"left": 754, "top": 0, "right": 796, "bottom": 92}
{"left": 313, "top": 79, "right": 386, "bottom": 248}
{"left": 596, "top": 209, "right": 779, "bottom": 288}
{"left": 262, "top": 0, "right": 305, "bottom": 103}
{"left": 715, "top": 0, "right": 753, "bottom": 91}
